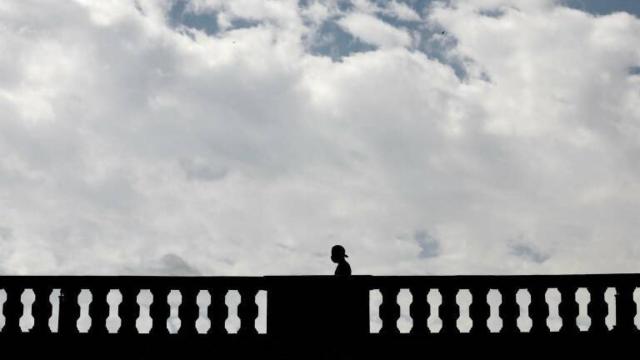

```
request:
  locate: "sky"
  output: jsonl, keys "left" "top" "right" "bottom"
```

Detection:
{"left": 0, "top": 0, "right": 639, "bottom": 276}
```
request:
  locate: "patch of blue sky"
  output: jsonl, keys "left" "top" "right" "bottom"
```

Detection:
{"left": 306, "top": 19, "right": 470, "bottom": 81}
{"left": 410, "top": 0, "right": 640, "bottom": 17}
{"left": 409, "top": 18, "right": 470, "bottom": 81}
{"left": 169, "top": 0, "right": 220, "bottom": 35}
{"left": 420, "top": 43, "right": 471, "bottom": 81}
{"left": 560, "top": 0, "right": 640, "bottom": 16}
{"left": 169, "top": 0, "right": 262, "bottom": 36}
{"left": 307, "top": 20, "right": 377, "bottom": 60}
{"left": 376, "top": 13, "right": 420, "bottom": 27}
{"left": 370, "top": 0, "right": 436, "bottom": 14}
{"left": 298, "top": 0, "right": 354, "bottom": 12}
{"left": 171, "top": 0, "right": 640, "bottom": 80}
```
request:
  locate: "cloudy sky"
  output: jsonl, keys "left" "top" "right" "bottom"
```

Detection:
{"left": 0, "top": 0, "right": 639, "bottom": 276}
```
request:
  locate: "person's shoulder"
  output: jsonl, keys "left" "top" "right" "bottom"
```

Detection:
{"left": 342, "top": 261, "right": 352, "bottom": 275}
{"left": 335, "top": 261, "right": 351, "bottom": 276}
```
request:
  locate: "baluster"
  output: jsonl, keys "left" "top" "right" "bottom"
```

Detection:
{"left": 149, "top": 288, "right": 171, "bottom": 336}
{"left": 179, "top": 288, "right": 200, "bottom": 335}
{"left": 88, "top": 288, "right": 110, "bottom": 335}
{"left": 468, "top": 287, "right": 490, "bottom": 335}
{"left": 30, "top": 286, "right": 52, "bottom": 335}
{"left": 500, "top": 287, "right": 519, "bottom": 334}
{"left": 587, "top": 285, "right": 608, "bottom": 334}
{"left": 558, "top": 286, "right": 579, "bottom": 334}
{"left": 409, "top": 286, "right": 429, "bottom": 335}
{"left": 118, "top": 287, "right": 139, "bottom": 335}
{"left": 210, "top": 289, "right": 228, "bottom": 335}
{"left": 2, "top": 287, "right": 23, "bottom": 334}
{"left": 529, "top": 287, "right": 549, "bottom": 335}
{"left": 439, "top": 287, "right": 459, "bottom": 335}
{"left": 58, "top": 287, "right": 80, "bottom": 334}
{"left": 614, "top": 284, "right": 637, "bottom": 333}
{"left": 238, "top": 288, "right": 259, "bottom": 335}
{"left": 379, "top": 287, "right": 400, "bottom": 335}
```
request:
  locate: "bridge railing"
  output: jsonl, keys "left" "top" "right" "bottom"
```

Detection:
{"left": 0, "top": 274, "right": 638, "bottom": 337}
{"left": 0, "top": 276, "right": 264, "bottom": 336}
{"left": 365, "top": 274, "right": 640, "bottom": 336}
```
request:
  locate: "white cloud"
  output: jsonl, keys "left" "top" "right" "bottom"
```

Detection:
{"left": 385, "top": 1, "right": 421, "bottom": 21}
{"left": 186, "top": 0, "right": 303, "bottom": 30}
{"left": 338, "top": 13, "right": 413, "bottom": 48}
{"left": 0, "top": 0, "right": 639, "bottom": 276}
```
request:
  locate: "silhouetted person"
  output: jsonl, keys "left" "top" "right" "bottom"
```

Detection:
{"left": 331, "top": 245, "right": 351, "bottom": 276}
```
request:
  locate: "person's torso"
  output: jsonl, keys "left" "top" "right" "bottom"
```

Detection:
{"left": 335, "top": 261, "right": 351, "bottom": 276}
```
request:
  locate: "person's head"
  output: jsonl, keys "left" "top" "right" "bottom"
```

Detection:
{"left": 331, "top": 245, "right": 348, "bottom": 263}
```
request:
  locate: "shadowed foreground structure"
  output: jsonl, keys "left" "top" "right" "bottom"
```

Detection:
{"left": 0, "top": 274, "right": 639, "bottom": 358}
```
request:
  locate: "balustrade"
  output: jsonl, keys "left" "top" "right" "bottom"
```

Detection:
{"left": 367, "top": 274, "right": 639, "bottom": 336}
{"left": 0, "top": 274, "right": 638, "bottom": 339}
{"left": 0, "top": 277, "right": 264, "bottom": 336}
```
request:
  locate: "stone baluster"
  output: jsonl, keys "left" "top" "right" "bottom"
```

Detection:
{"left": 30, "top": 286, "right": 53, "bottom": 335}
{"left": 210, "top": 289, "right": 229, "bottom": 335}
{"left": 468, "top": 287, "right": 490, "bottom": 335}
{"left": 409, "top": 286, "right": 429, "bottom": 335}
{"left": 439, "top": 287, "right": 459, "bottom": 335}
{"left": 615, "top": 284, "right": 637, "bottom": 333}
{"left": 58, "top": 287, "right": 81, "bottom": 334}
{"left": 87, "top": 287, "right": 110, "bottom": 335}
{"left": 587, "top": 285, "right": 608, "bottom": 334}
{"left": 179, "top": 287, "right": 200, "bottom": 335}
{"left": 499, "top": 287, "right": 520, "bottom": 334}
{"left": 558, "top": 286, "right": 579, "bottom": 334}
{"left": 379, "top": 287, "right": 400, "bottom": 335}
{"left": 118, "top": 287, "right": 139, "bottom": 335}
{"left": 149, "top": 287, "right": 171, "bottom": 335}
{"left": 238, "top": 287, "right": 259, "bottom": 335}
{"left": 529, "top": 287, "right": 549, "bottom": 334}
{"left": 1, "top": 286, "right": 23, "bottom": 334}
